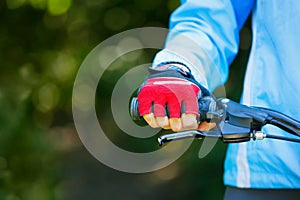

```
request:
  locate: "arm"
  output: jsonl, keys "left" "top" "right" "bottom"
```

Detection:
{"left": 137, "top": 0, "right": 255, "bottom": 132}
{"left": 153, "top": 0, "right": 255, "bottom": 91}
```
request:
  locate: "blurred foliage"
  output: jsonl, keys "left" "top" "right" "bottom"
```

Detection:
{"left": 0, "top": 0, "right": 250, "bottom": 199}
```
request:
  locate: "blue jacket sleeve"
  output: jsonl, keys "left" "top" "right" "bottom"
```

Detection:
{"left": 153, "top": 0, "right": 255, "bottom": 91}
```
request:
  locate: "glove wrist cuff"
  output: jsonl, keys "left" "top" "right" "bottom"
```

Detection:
{"left": 149, "top": 63, "right": 211, "bottom": 97}
{"left": 155, "top": 62, "right": 190, "bottom": 73}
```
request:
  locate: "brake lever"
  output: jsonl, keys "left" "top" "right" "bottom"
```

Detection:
{"left": 157, "top": 129, "right": 222, "bottom": 146}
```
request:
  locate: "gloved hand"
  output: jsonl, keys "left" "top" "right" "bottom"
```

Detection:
{"left": 137, "top": 63, "right": 213, "bottom": 132}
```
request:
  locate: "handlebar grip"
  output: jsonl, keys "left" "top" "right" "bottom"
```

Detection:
{"left": 130, "top": 97, "right": 142, "bottom": 121}
{"left": 130, "top": 97, "right": 223, "bottom": 123}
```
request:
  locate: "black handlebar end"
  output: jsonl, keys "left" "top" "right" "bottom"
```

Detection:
{"left": 130, "top": 97, "right": 141, "bottom": 121}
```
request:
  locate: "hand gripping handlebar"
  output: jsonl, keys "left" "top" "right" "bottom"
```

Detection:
{"left": 130, "top": 97, "right": 300, "bottom": 145}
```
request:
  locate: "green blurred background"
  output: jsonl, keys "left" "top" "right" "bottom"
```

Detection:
{"left": 0, "top": 0, "right": 251, "bottom": 199}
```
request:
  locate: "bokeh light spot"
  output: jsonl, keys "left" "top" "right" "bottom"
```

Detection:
{"left": 72, "top": 83, "right": 94, "bottom": 112}
{"left": 34, "top": 83, "right": 60, "bottom": 112}
{"left": 28, "top": 0, "right": 47, "bottom": 9}
{"left": 50, "top": 52, "right": 77, "bottom": 82}
{"left": 6, "top": 0, "right": 26, "bottom": 9}
{"left": 47, "top": 0, "right": 72, "bottom": 16}
{"left": 117, "top": 37, "right": 143, "bottom": 62}
{"left": 103, "top": 7, "right": 130, "bottom": 31}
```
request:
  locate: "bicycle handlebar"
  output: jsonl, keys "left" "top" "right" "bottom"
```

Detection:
{"left": 130, "top": 97, "right": 300, "bottom": 145}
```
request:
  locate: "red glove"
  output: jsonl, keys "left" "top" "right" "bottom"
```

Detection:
{"left": 138, "top": 77, "right": 200, "bottom": 118}
{"left": 137, "top": 64, "right": 208, "bottom": 120}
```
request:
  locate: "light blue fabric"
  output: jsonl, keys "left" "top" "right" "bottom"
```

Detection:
{"left": 153, "top": 0, "right": 300, "bottom": 188}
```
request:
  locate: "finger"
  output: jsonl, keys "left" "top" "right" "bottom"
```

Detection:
{"left": 198, "top": 122, "right": 216, "bottom": 132}
{"left": 143, "top": 113, "right": 160, "bottom": 128}
{"left": 181, "top": 113, "right": 198, "bottom": 130}
{"left": 169, "top": 118, "right": 182, "bottom": 132}
{"left": 156, "top": 116, "right": 170, "bottom": 129}
{"left": 162, "top": 124, "right": 171, "bottom": 130}
{"left": 167, "top": 95, "right": 181, "bottom": 118}
{"left": 153, "top": 99, "right": 166, "bottom": 117}
{"left": 137, "top": 88, "right": 154, "bottom": 116}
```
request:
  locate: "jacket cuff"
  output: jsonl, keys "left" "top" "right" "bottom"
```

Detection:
{"left": 152, "top": 49, "right": 209, "bottom": 90}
